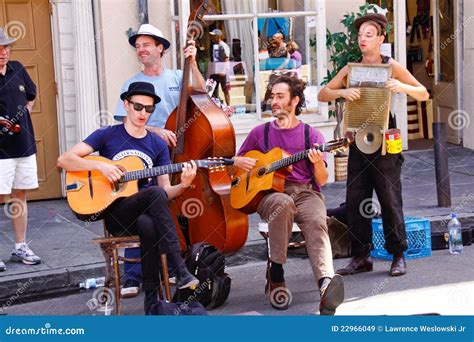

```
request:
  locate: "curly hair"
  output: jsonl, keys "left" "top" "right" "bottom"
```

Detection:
{"left": 269, "top": 75, "right": 306, "bottom": 115}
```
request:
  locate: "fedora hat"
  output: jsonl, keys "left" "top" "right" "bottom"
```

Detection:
{"left": 0, "top": 27, "right": 17, "bottom": 46}
{"left": 120, "top": 82, "right": 161, "bottom": 104}
{"left": 354, "top": 13, "right": 388, "bottom": 34}
{"left": 128, "top": 24, "right": 170, "bottom": 50}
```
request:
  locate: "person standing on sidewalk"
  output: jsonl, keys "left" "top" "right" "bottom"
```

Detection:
{"left": 318, "top": 13, "right": 429, "bottom": 277}
{"left": 233, "top": 76, "right": 344, "bottom": 315}
{"left": 209, "top": 29, "right": 231, "bottom": 106}
{"left": 0, "top": 27, "right": 41, "bottom": 272}
{"left": 58, "top": 82, "right": 199, "bottom": 314}
{"left": 113, "top": 24, "right": 205, "bottom": 298}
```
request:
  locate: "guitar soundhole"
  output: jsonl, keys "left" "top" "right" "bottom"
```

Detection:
{"left": 257, "top": 167, "right": 266, "bottom": 177}
{"left": 231, "top": 177, "right": 240, "bottom": 187}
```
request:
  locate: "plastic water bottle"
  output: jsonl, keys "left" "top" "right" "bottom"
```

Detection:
{"left": 79, "top": 277, "right": 105, "bottom": 289}
{"left": 448, "top": 213, "right": 463, "bottom": 254}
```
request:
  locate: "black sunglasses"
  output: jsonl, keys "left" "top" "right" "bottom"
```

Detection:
{"left": 127, "top": 99, "right": 155, "bottom": 113}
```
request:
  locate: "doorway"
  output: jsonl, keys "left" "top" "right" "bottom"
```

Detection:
{"left": 1, "top": 0, "right": 62, "bottom": 200}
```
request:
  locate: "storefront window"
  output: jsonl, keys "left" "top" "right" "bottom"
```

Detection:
{"left": 175, "top": 0, "right": 322, "bottom": 122}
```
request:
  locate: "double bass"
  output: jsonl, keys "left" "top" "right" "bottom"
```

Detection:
{"left": 165, "top": 0, "right": 248, "bottom": 254}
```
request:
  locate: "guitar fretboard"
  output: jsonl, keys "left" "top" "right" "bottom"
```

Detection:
{"left": 121, "top": 163, "right": 187, "bottom": 182}
{"left": 266, "top": 144, "right": 327, "bottom": 174}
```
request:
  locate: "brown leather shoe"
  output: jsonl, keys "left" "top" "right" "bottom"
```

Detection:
{"left": 319, "top": 274, "right": 345, "bottom": 315}
{"left": 336, "top": 256, "right": 373, "bottom": 276}
{"left": 265, "top": 268, "right": 291, "bottom": 310}
{"left": 390, "top": 253, "right": 406, "bottom": 276}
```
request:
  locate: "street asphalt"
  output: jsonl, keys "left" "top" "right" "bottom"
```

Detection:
{"left": 1, "top": 142, "right": 474, "bottom": 315}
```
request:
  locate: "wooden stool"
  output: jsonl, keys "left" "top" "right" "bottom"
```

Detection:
{"left": 93, "top": 223, "right": 172, "bottom": 315}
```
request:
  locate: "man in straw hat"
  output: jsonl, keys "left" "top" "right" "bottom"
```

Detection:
{"left": 114, "top": 24, "right": 205, "bottom": 147}
{"left": 318, "top": 13, "right": 429, "bottom": 277}
{"left": 0, "top": 27, "right": 41, "bottom": 272}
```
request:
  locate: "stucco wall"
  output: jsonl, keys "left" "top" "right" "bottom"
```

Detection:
{"left": 96, "top": 0, "right": 141, "bottom": 117}
{"left": 326, "top": 0, "right": 365, "bottom": 34}
{"left": 97, "top": 0, "right": 174, "bottom": 116}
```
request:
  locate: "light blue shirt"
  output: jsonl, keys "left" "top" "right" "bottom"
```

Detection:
{"left": 114, "top": 69, "right": 183, "bottom": 128}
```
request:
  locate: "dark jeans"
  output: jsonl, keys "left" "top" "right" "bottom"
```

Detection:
{"left": 103, "top": 187, "right": 181, "bottom": 290}
{"left": 346, "top": 145, "right": 408, "bottom": 256}
{"left": 124, "top": 247, "right": 142, "bottom": 283}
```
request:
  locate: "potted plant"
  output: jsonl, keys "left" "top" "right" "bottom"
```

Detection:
{"left": 321, "top": 3, "right": 391, "bottom": 180}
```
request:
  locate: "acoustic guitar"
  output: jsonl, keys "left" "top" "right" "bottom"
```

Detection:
{"left": 65, "top": 155, "right": 233, "bottom": 221}
{"left": 230, "top": 138, "right": 350, "bottom": 214}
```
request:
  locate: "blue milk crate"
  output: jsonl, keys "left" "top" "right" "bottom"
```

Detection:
{"left": 371, "top": 216, "right": 432, "bottom": 260}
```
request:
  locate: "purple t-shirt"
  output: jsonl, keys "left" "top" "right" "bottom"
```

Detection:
{"left": 238, "top": 121, "right": 326, "bottom": 191}
{"left": 290, "top": 51, "right": 302, "bottom": 67}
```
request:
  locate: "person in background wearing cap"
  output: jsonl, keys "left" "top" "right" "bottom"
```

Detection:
{"left": 114, "top": 23, "right": 205, "bottom": 298}
{"left": 209, "top": 28, "right": 231, "bottom": 106}
{"left": 58, "top": 82, "right": 200, "bottom": 314}
{"left": 0, "top": 27, "right": 41, "bottom": 272}
{"left": 318, "top": 13, "right": 429, "bottom": 277}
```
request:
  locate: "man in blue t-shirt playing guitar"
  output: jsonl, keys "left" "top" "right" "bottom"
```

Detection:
{"left": 57, "top": 82, "right": 199, "bottom": 314}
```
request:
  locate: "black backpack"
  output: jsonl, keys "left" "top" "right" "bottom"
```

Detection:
{"left": 175, "top": 242, "right": 231, "bottom": 309}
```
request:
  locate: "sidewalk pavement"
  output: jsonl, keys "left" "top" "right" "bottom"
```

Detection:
{"left": 1, "top": 144, "right": 474, "bottom": 305}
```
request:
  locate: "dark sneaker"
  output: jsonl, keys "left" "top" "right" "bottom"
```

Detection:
{"left": 121, "top": 279, "right": 140, "bottom": 298}
{"left": 176, "top": 267, "right": 199, "bottom": 290}
{"left": 0, "top": 260, "right": 5, "bottom": 272}
{"left": 10, "top": 243, "right": 41, "bottom": 265}
{"left": 319, "top": 274, "right": 345, "bottom": 315}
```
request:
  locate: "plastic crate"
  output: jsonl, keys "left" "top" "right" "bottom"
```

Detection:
{"left": 371, "top": 216, "right": 432, "bottom": 260}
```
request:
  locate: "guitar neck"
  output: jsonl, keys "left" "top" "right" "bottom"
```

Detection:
{"left": 121, "top": 160, "right": 195, "bottom": 183}
{"left": 266, "top": 145, "right": 325, "bottom": 174}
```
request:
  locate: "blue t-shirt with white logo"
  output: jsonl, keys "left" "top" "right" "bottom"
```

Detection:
{"left": 114, "top": 69, "right": 183, "bottom": 128}
{"left": 83, "top": 124, "right": 170, "bottom": 189}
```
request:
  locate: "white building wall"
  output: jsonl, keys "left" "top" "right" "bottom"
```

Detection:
{"left": 96, "top": 0, "right": 174, "bottom": 116}
{"left": 55, "top": 0, "right": 77, "bottom": 151}
{"left": 326, "top": 0, "right": 365, "bottom": 34}
{"left": 97, "top": 0, "right": 141, "bottom": 117}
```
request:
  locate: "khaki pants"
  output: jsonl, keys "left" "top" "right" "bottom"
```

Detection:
{"left": 257, "top": 183, "right": 334, "bottom": 283}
